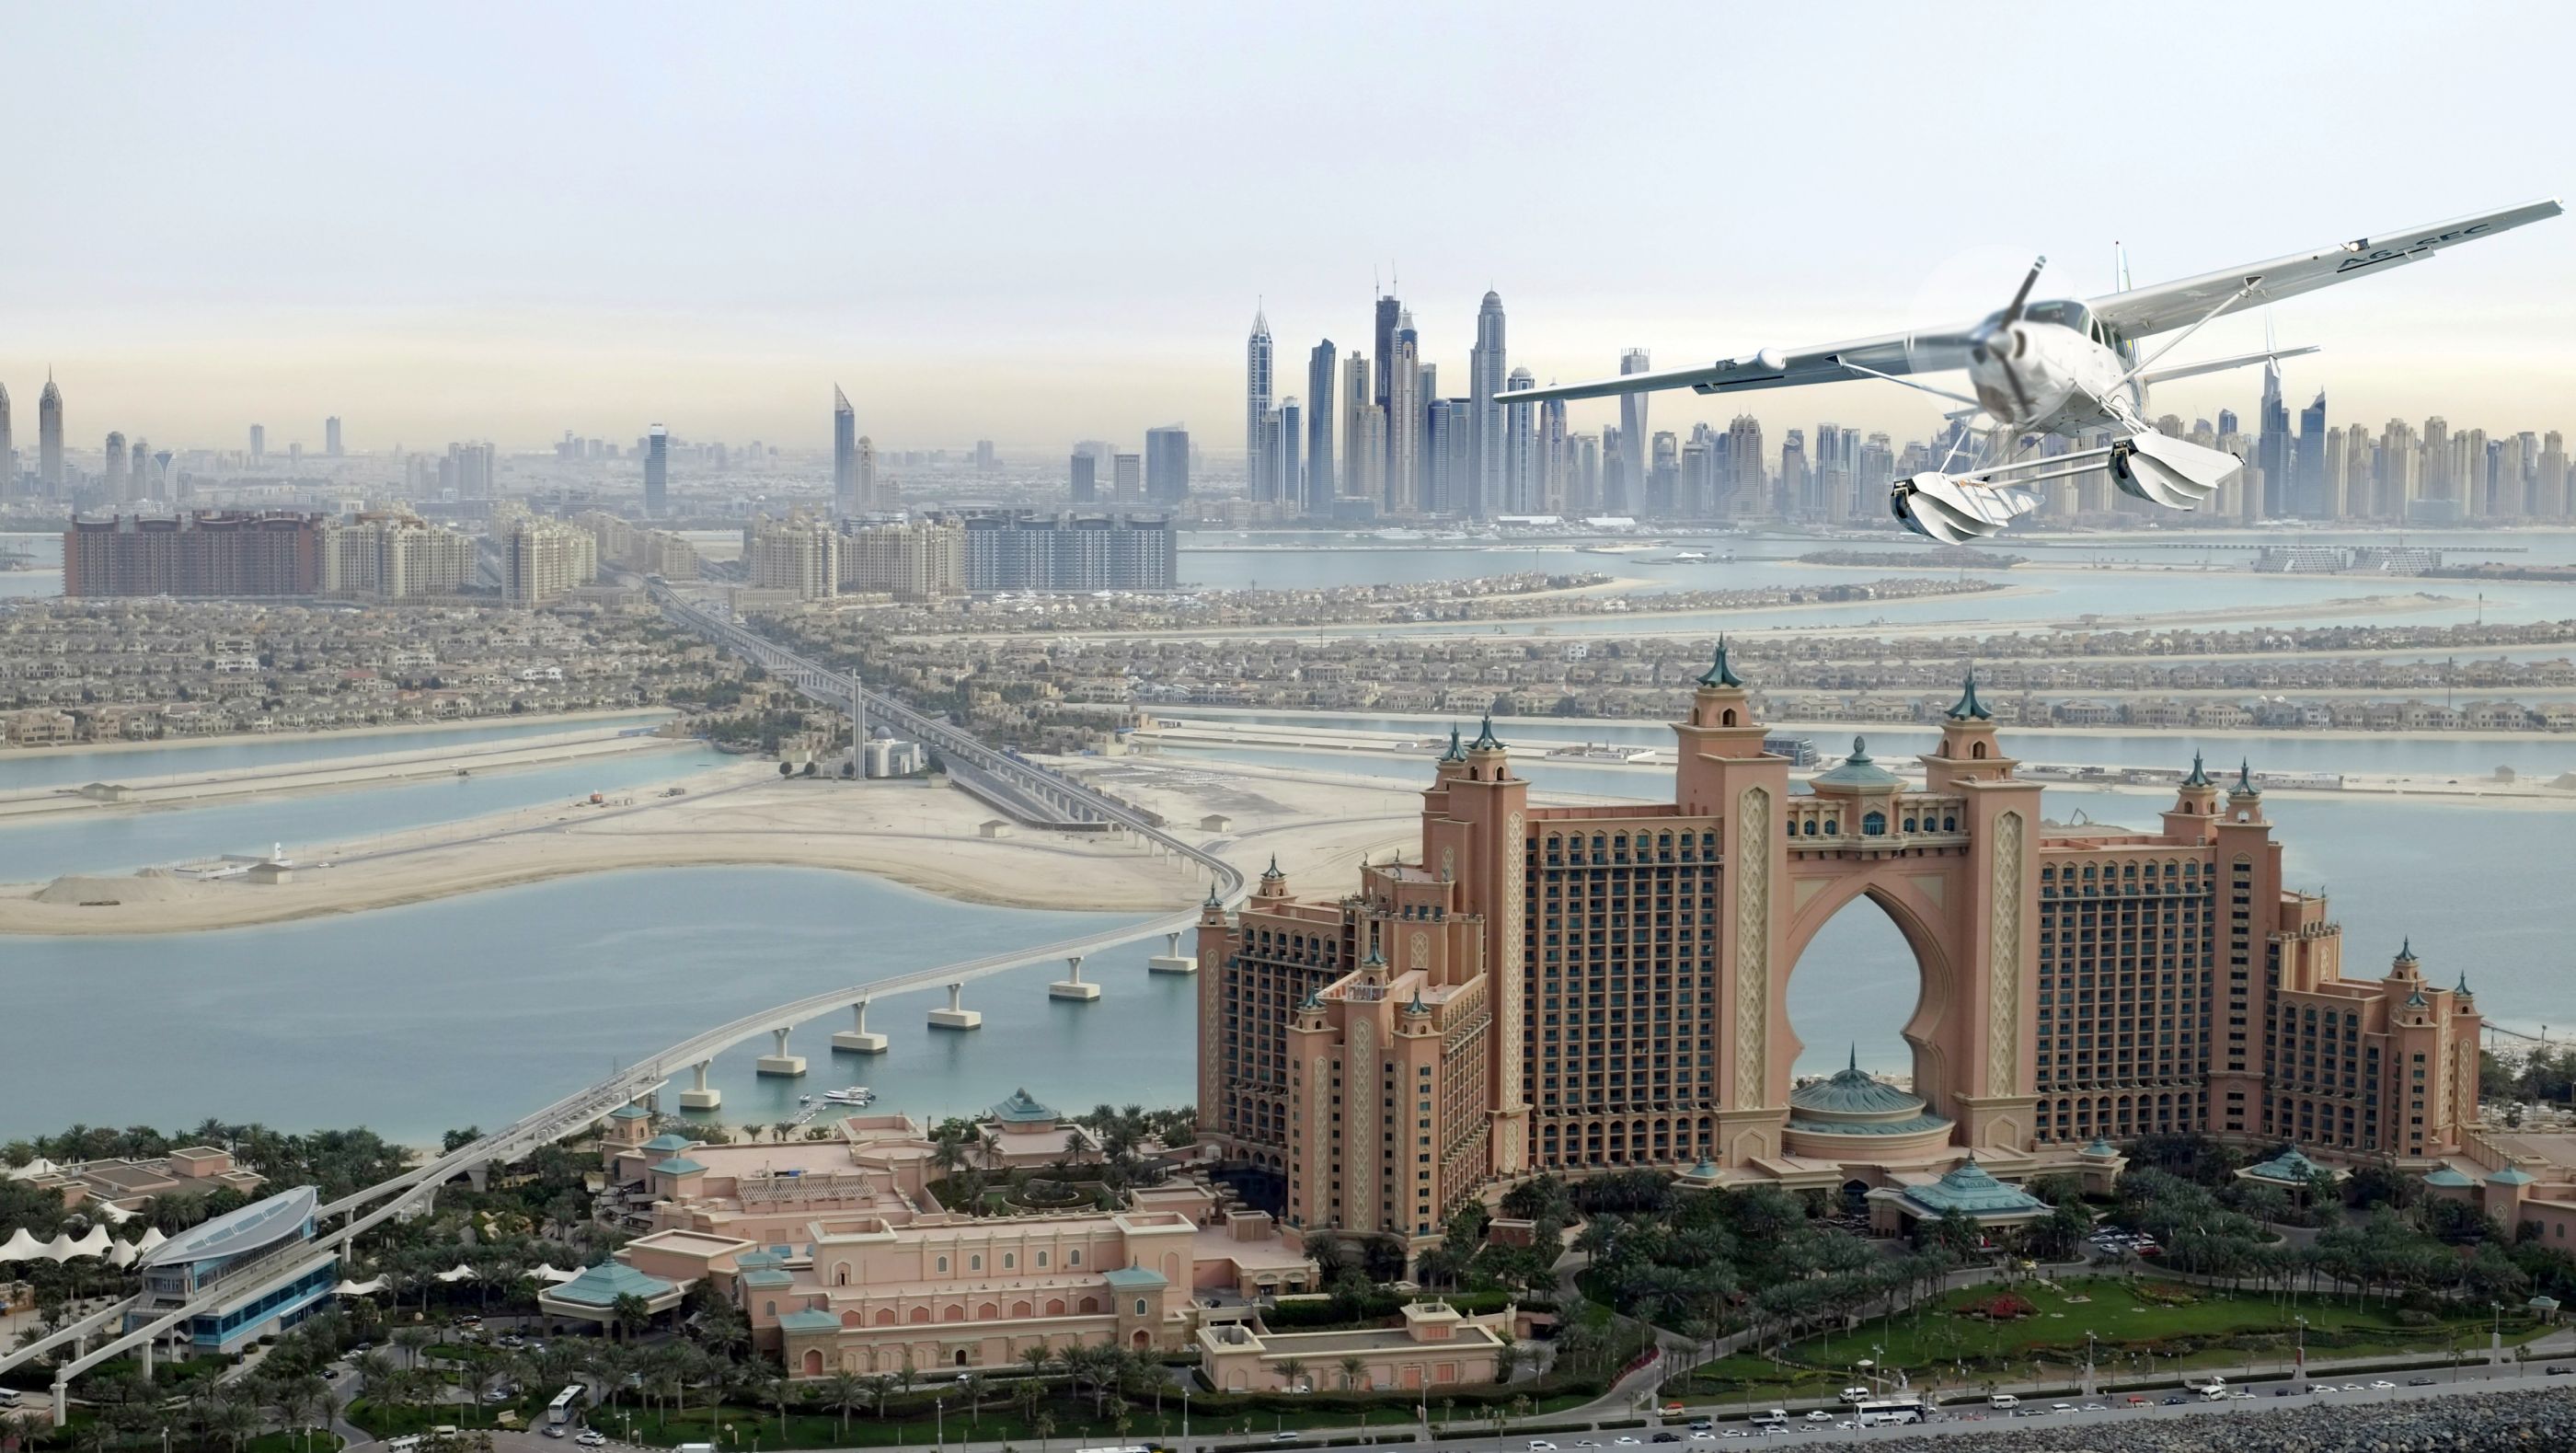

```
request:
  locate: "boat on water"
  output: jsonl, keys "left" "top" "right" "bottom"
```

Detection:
{"left": 821, "top": 1086, "right": 875, "bottom": 1105}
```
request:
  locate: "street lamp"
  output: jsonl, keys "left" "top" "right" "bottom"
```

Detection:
{"left": 1183, "top": 1385, "right": 1191, "bottom": 1445}
{"left": 936, "top": 1395, "right": 945, "bottom": 1453}
{"left": 2294, "top": 1315, "right": 2307, "bottom": 1385}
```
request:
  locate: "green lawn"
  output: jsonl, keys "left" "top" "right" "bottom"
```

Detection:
{"left": 1676, "top": 1276, "right": 2546, "bottom": 1401}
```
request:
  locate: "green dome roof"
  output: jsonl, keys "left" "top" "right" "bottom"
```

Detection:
{"left": 2080, "top": 1137, "right": 2121, "bottom": 1159}
{"left": 1789, "top": 1050, "right": 1926, "bottom": 1117}
{"left": 1811, "top": 737, "right": 1905, "bottom": 791}
{"left": 990, "top": 1088, "right": 1058, "bottom": 1124}
{"left": 2422, "top": 1167, "right": 2477, "bottom": 1188}
{"left": 1896, "top": 1158, "right": 2047, "bottom": 1220}
{"left": 2487, "top": 1166, "right": 2536, "bottom": 1186}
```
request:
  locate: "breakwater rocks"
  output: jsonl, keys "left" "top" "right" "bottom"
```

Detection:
{"left": 1873, "top": 1387, "right": 2576, "bottom": 1450}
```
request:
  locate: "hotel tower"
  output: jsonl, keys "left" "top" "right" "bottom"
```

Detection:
{"left": 1199, "top": 649, "right": 2481, "bottom": 1242}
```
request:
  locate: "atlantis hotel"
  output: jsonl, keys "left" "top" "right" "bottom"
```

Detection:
{"left": 1197, "top": 649, "right": 2481, "bottom": 1242}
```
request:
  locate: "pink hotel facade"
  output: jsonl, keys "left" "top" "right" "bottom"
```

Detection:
{"left": 1200, "top": 650, "right": 2483, "bottom": 1242}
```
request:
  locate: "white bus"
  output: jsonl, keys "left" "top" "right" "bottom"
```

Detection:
{"left": 1853, "top": 1398, "right": 1926, "bottom": 1426}
{"left": 546, "top": 1386, "right": 586, "bottom": 1426}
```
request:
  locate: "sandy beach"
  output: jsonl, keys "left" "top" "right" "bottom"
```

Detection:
{"left": 0, "top": 725, "right": 700, "bottom": 824}
{"left": 0, "top": 708, "right": 673, "bottom": 763}
{"left": 0, "top": 749, "right": 1486, "bottom": 936}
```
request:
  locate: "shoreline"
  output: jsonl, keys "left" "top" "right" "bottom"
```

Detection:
{"left": 1168, "top": 702, "right": 2576, "bottom": 746}
{"left": 0, "top": 765, "right": 1204, "bottom": 937}
{"left": 0, "top": 707, "right": 675, "bottom": 762}
{"left": 0, "top": 728, "right": 702, "bottom": 824}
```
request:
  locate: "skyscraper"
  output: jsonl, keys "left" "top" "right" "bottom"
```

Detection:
{"left": 1385, "top": 311, "right": 1422, "bottom": 513}
{"left": 1724, "top": 414, "right": 1765, "bottom": 515}
{"left": 833, "top": 386, "right": 859, "bottom": 515}
{"left": 1246, "top": 306, "right": 1274, "bottom": 498}
{"left": 644, "top": 424, "right": 669, "bottom": 516}
{"left": 1502, "top": 368, "right": 1535, "bottom": 515}
{"left": 1616, "top": 349, "right": 1651, "bottom": 512}
{"left": 1305, "top": 340, "right": 1337, "bottom": 514}
{"left": 1069, "top": 452, "right": 1097, "bottom": 502}
{"left": 1372, "top": 291, "right": 1401, "bottom": 410}
{"left": 325, "top": 416, "right": 343, "bottom": 457}
{"left": 249, "top": 424, "right": 266, "bottom": 464}
{"left": 2255, "top": 361, "right": 2292, "bottom": 518}
{"left": 1144, "top": 425, "right": 1190, "bottom": 504}
{"left": 1341, "top": 352, "right": 1381, "bottom": 509}
{"left": 39, "top": 375, "right": 63, "bottom": 490}
{"left": 129, "top": 437, "right": 151, "bottom": 499}
{"left": 104, "top": 432, "right": 129, "bottom": 502}
{"left": 2295, "top": 391, "right": 2329, "bottom": 518}
{"left": 856, "top": 436, "right": 880, "bottom": 511}
{"left": 1277, "top": 399, "right": 1302, "bottom": 511}
{"left": 1112, "top": 453, "right": 1142, "bottom": 502}
{"left": 1468, "top": 291, "right": 1506, "bottom": 518}
{"left": 0, "top": 383, "right": 13, "bottom": 495}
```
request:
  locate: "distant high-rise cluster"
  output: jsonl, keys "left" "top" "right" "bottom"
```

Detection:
{"left": 1234, "top": 295, "right": 2575, "bottom": 525}
{"left": 1246, "top": 284, "right": 1669, "bottom": 522}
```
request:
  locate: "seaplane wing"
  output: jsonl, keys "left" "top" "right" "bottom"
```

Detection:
{"left": 1506, "top": 328, "right": 1976, "bottom": 405}
{"left": 2090, "top": 198, "right": 2562, "bottom": 338}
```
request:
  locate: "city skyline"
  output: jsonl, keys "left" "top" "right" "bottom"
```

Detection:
{"left": 4, "top": 6, "right": 2571, "bottom": 449}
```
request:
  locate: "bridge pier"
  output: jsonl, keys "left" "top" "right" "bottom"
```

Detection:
{"left": 831, "top": 999, "right": 889, "bottom": 1054}
{"left": 927, "top": 981, "right": 983, "bottom": 1031}
{"left": 754, "top": 1028, "right": 807, "bottom": 1078}
{"left": 138, "top": 1334, "right": 152, "bottom": 1381}
{"left": 1148, "top": 930, "right": 1195, "bottom": 974}
{"left": 54, "top": 1378, "right": 67, "bottom": 1424}
{"left": 463, "top": 1160, "right": 490, "bottom": 1193}
{"left": 1049, "top": 953, "right": 1100, "bottom": 1002}
{"left": 679, "top": 1060, "right": 721, "bottom": 1110}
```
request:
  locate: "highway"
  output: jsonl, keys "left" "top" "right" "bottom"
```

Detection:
{"left": 3, "top": 589, "right": 1246, "bottom": 1419}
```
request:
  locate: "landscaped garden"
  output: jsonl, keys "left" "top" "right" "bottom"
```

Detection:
{"left": 1673, "top": 1273, "right": 2547, "bottom": 1405}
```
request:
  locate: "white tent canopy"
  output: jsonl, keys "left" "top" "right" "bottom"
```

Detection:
{"left": 528, "top": 1264, "right": 581, "bottom": 1285}
{"left": 334, "top": 1277, "right": 388, "bottom": 1297}
{"left": 135, "top": 1227, "right": 167, "bottom": 1252}
{"left": 5, "top": 1159, "right": 61, "bottom": 1181}
{"left": 105, "top": 1240, "right": 139, "bottom": 1269}
{"left": 0, "top": 1228, "right": 45, "bottom": 1263}
{"left": 63, "top": 1225, "right": 112, "bottom": 1260}
{"left": 432, "top": 1263, "right": 478, "bottom": 1284}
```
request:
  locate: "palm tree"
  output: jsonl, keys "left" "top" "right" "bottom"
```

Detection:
{"left": 1338, "top": 1355, "right": 1366, "bottom": 1391}
{"left": 1032, "top": 1412, "right": 1055, "bottom": 1453}
{"left": 1277, "top": 1356, "right": 1308, "bottom": 1392}
{"left": 395, "top": 1325, "right": 436, "bottom": 1371}
{"left": 820, "top": 1369, "right": 866, "bottom": 1436}
{"left": 610, "top": 1291, "right": 653, "bottom": 1343}
{"left": 1020, "top": 1343, "right": 1052, "bottom": 1381}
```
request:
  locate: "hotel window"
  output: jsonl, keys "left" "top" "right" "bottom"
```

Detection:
{"left": 937, "top": 1257, "right": 949, "bottom": 1274}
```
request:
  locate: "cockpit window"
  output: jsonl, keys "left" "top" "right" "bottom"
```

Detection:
{"left": 2019, "top": 299, "right": 2091, "bottom": 333}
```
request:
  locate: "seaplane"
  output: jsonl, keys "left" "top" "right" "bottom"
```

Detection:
{"left": 1512, "top": 200, "right": 2561, "bottom": 542}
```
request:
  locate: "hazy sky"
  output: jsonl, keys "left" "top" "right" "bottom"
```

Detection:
{"left": 6, "top": 1, "right": 2573, "bottom": 457}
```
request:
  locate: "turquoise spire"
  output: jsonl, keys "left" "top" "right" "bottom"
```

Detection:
{"left": 1946, "top": 672, "right": 1992, "bottom": 721}
{"left": 2180, "top": 752, "right": 2213, "bottom": 788}
{"left": 2233, "top": 759, "right": 2260, "bottom": 795}
{"left": 2455, "top": 970, "right": 2473, "bottom": 997}
{"left": 1696, "top": 636, "right": 1744, "bottom": 688}
{"left": 1470, "top": 712, "right": 1503, "bottom": 751}
{"left": 2396, "top": 938, "right": 2417, "bottom": 964}
{"left": 1440, "top": 723, "right": 1465, "bottom": 763}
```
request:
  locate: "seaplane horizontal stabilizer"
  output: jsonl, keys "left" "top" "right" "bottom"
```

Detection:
{"left": 2112, "top": 431, "right": 2240, "bottom": 509}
